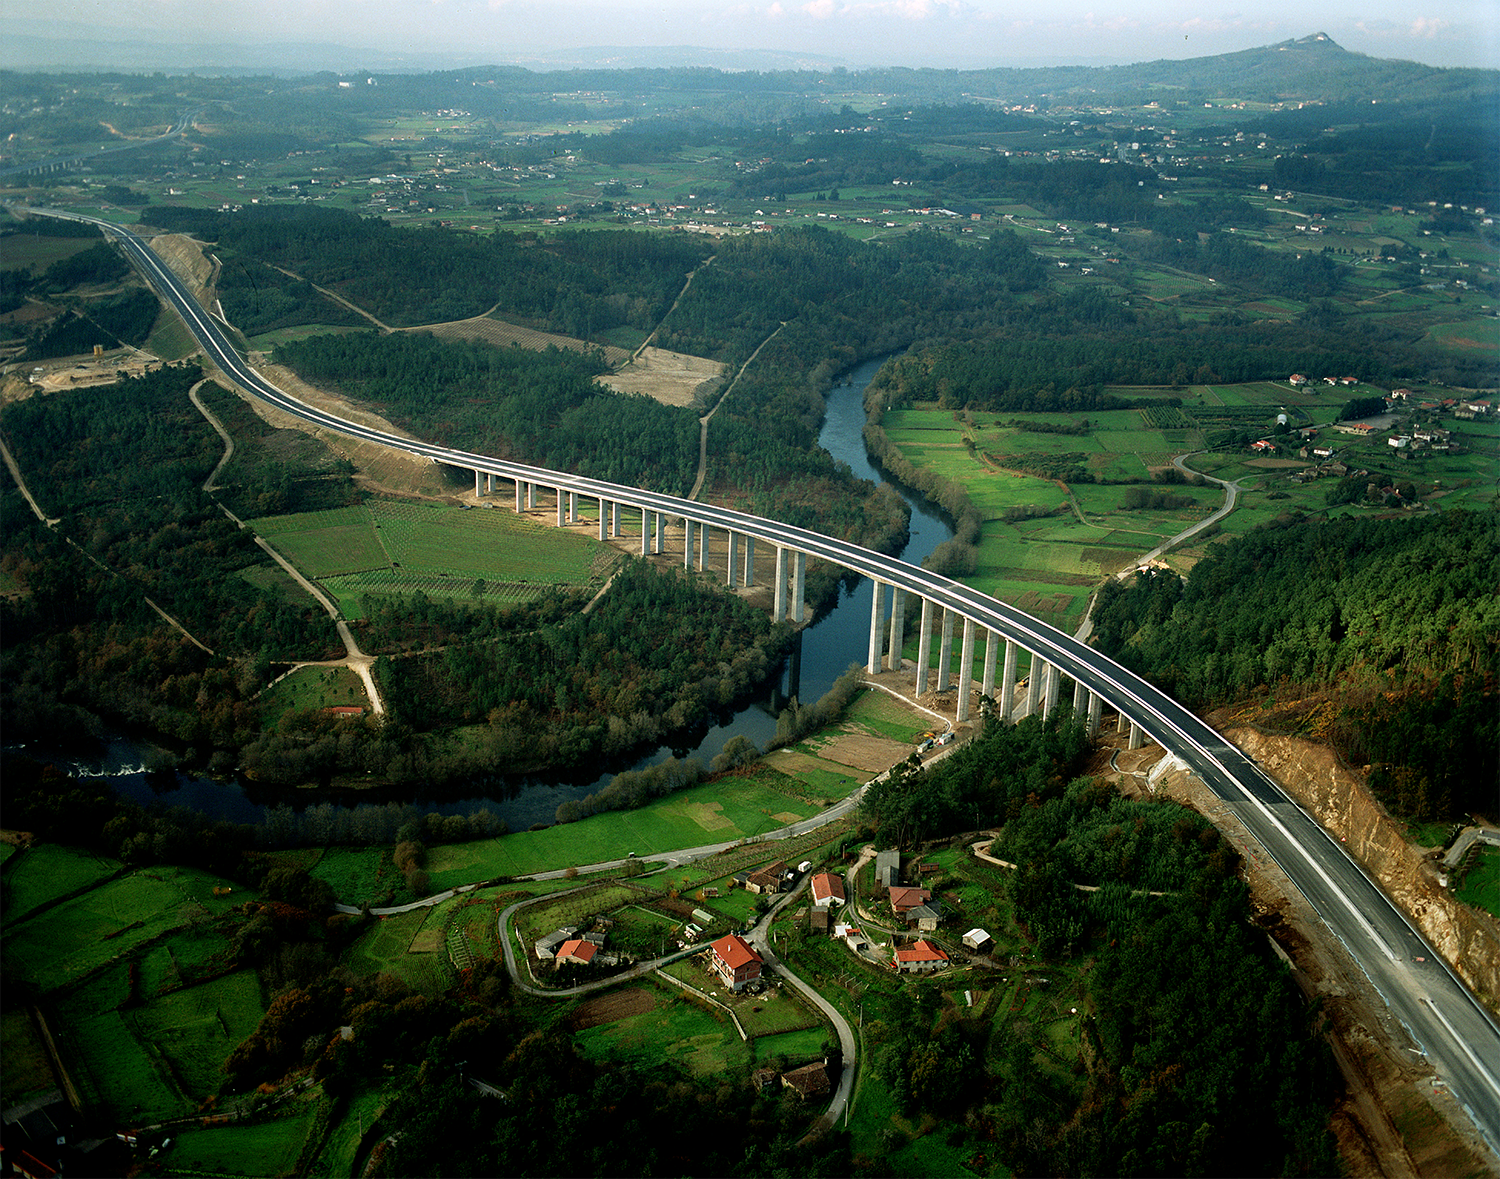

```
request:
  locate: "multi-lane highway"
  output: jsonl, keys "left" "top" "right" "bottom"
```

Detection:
{"left": 23, "top": 206, "right": 1500, "bottom": 1153}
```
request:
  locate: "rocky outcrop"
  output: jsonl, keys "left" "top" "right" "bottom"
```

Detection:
{"left": 1227, "top": 727, "right": 1500, "bottom": 1014}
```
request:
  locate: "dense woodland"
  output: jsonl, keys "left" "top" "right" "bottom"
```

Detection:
{"left": 858, "top": 716, "right": 1340, "bottom": 1177}
{"left": 1090, "top": 510, "right": 1500, "bottom": 821}
{"left": 0, "top": 366, "right": 339, "bottom": 752}
{"left": 144, "top": 204, "right": 714, "bottom": 334}
{"left": 273, "top": 331, "right": 699, "bottom": 494}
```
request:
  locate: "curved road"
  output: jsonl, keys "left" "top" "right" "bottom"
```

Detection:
{"left": 25, "top": 206, "right": 1500, "bottom": 1154}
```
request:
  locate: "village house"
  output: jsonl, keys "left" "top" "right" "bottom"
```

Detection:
{"left": 906, "top": 901, "right": 944, "bottom": 932}
{"left": 1288, "top": 373, "right": 1309, "bottom": 386}
{"left": 874, "top": 849, "right": 901, "bottom": 892}
{"left": 810, "top": 872, "right": 846, "bottom": 909}
{"left": 710, "top": 933, "right": 763, "bottom": 992}
{"left": 1249, "top": 440, "right": 1276, "bottom": 453}
{"left": 781, "top": 1061, "right": 832, "bottom": 1102}
{"left": 888, "top": 885, "right": 932, "bottom": 916}
{"left": 962, "top": 928, "right": 994, "bottom": 953}
{"left": 893, "top": 939, "right": 950, "bottom": 974}
{"left": 744, "top": 861, "right": 789, "bottom": 895}
{"left": 555, "top": 938, "right": 597, "bottom": 966}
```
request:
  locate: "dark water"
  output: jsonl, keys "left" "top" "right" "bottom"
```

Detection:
{"left": 40, "top": 355, "right": 952, "bottom": 832}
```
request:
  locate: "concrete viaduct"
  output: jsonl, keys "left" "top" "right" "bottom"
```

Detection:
{"left": 468, "top": 465, "right": 1136, "bottom": 744}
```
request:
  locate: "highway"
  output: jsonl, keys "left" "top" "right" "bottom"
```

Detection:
{"left": 24, "top": 206, "right": 1500, "bottom": 1154}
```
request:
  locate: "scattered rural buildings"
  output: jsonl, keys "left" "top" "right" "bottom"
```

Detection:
{"left": 781, "top": 1061, "right": 832, "bottom": 1101}
{"left": 555, "top": 939, "right": 597, "bottom": 966}
{"left": 534, "top": 926, "right": 578, "bottom": 960}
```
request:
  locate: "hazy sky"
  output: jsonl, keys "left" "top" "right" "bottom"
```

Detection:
{"left": 28, "top": 0, "right": 1500, "bottom": 70}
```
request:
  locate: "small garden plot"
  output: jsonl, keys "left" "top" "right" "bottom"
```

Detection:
{"left": 2, "top": 844, "right": 121, "bottom": 923}
{"left": 517, "top": 885, "right": 642, "bottom": 945}
{"left": 568, "top": 987, "right": 659, "bottom": 1031}
{"left": 163, "top": 1111, "right": 316, "bottom": 1177}
{"left": 844, "top": 688, "right": 932, "bottom": 744}
{"left": 751, "top": 1026, "right": 828, "bottom": 1064}
{"left": 689, "top": 880, "right": 761, "bottom": 924}
{"left": 128, "top": 971, "right": 266, "bottom": 1100}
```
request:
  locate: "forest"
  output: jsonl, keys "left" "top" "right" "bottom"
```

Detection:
{"left": 858, "top": 716, "right": 1340, "bottom": 1177}
{"left": 0, "top": 366, "right": 340, "bottom": 753}
{"left": 1088, "top": 510, "right": 1499, "bottom": 821}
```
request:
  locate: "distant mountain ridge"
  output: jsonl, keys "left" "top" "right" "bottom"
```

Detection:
{"left": 1, "top": 27, "right": 1494, "bottom": 110}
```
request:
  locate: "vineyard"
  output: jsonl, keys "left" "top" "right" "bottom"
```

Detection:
{"left": 1138, "top": 405, "right": 1196, "bottom": 429}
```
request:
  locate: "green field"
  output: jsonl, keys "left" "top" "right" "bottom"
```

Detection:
{"left": 1455, "top": 846, "right": 1500, "bottom": 920}
{"left": 575, "top": 988, "right": 749, "bottom": 1077}
{"left": 2, "top": 843, "right": 121, "bottom": 923}
{"left": 425, "top": 766, "right": 821, "bottom": 885}
{"left": 5, "top": 869, "right": 210, "bottom": 991}
{"left": 164, "top": 1111, "right": 317, "bottom": 1177}
{"left": 128, "top": 971, "right": 267, "bottom": 1098}
{"left": 250, "top": 498, "right": 614, "bottom": 618}
{"left": 262, "top": 666, "right": 368, "bottom": 718}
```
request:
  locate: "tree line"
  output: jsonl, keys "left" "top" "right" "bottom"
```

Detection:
{"left": 1089, "top": 510, "right": 1499, "bottom": 821}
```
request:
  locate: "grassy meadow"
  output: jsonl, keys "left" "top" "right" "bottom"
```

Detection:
{"left": 250, "top": 497, "right": 616, "bottom": 619}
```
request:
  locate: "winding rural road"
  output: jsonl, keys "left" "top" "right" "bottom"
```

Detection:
{"left": 23, "top": 205, "right": 1500, "bottom": 1156}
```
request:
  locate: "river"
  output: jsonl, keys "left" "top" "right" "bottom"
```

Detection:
{"left": 39, "top": 354, "right": 951, "bottom": 831}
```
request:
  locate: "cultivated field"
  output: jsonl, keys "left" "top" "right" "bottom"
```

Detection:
{"left": 250, "top": 497, "right": 616, "bottom": 618}
{"left": 416, "top": 313, "right": 632, "bottom": 367}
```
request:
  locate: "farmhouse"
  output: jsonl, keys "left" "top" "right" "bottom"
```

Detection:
{"left": 710, "top": 933, "right": 763, "bottom": 992}
{"left": 534, "top": 926, "right": 578, "bottom": 960}
{"left": 810, "top": 872, "right": 846, "bottom": 908}
{"left": 906, "top": 901, "right": 944, "bottom": 932}
{"left": 874, "top": 849, "right": 901, "bottom": 891}
{"left": 781, "top": 1061, "right": 832, "bottom": 1101}
{"left": 744, "top": 860, "right": 789, "bottom": 895}
{"left": 555, "top": 939, "right": 597, "bottom": 966}
{"left": 888, "top": 886, "right": 932, "bottom": 915}
{"left": 893, "top": 939, "right": 950, "bottom": 974}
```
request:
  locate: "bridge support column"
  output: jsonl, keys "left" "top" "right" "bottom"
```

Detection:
{"left": 1072, "top": 678, "right": 1087, "bottom": 718}
{"left": 599, "top": 500, "right": 609, "bottom": 542}
{"left": 774, "top": 546, "right": 787, "bottom": 620}
{"left": 475, "top": 471, "right": 483, "bottom": 496}
{"left": 1044, "top": 661, "right": 1061, "bottom": 720}
{"left": 515, "top": 481, "right": 524, "bottom": 513}
{"left": 642, "top": 511, "right": 652, "bottom": 557}
{"left": 1019, "top": 657, "right": 1037, "bottom": 719}
{"left": 655, "top": 512, "right": 665, "bottom": 555}
{"left": 1000, "top": 640, "right": 1018, "bottom": 723}
{"left": 935, "top": 609, "right": 955, "bottom": 693}
{"left": 867, "top": 580, "right": 886, "bottom": 674}
{"left": 743, "top": 537, "right": 754, "bottom": 586}
{"left": 611, "top": 502, "right": 619, "bottom": 538}
{"left": 698, "top": 525, "right": 710, "bottom": 571}
{"left": 1128, "top": 722, "right": 1145, "bottom": 750}
{"left": 569, "top": 492, "right": 578, "bottom": 524}
{"left": 1087, "top": 691, "right": 1103, "bottom": 737}
{"left": 887, "top": 588, "right": 906, "bottom": 672}
{"left": 1117, "top": 709, "right": 1130, "bottom": 735}
{"left": 526, "top": 484, "right": 535, "bottom": 510}
{"left": 726, "top": 532, "right": 738, "bottom": 587}
{"left": 791, "top": 551, "right": 805, "bottom": 624}
{"left": 556, "top": 490, "right": 565, "bottom": 528}
{"left": 915, "top": 598, "right": 934, "bottom": 696}
{"left": 684, "top": 519, "right": 695, "bottom": 568}
{"left": 957, "top": 618, "right": 976, "bottom": 722}
{"left": 981, "top": 629, "right": 998, "bottom": 711}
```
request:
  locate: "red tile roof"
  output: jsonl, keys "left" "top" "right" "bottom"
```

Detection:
{"left": 557, "top": 939, "right": 596, "bottom": 963}
{"left": 810, "top": 872, "right": 845, "bottom": 905}
{"left": 888, "top": 886, "right": 931, "bottom": 912}
{"left": 711, "top": 933, "right": 761, "bottom": 970}
{"left": 894, "top": 939, "right": 949, "bottom": 964}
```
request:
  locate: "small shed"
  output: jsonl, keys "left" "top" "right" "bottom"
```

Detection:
{"left": 962, "top": 928, "right": 993, "bottom": 953}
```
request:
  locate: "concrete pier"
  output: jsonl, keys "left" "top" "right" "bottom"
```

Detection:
{"left": 774, "top": 546, "right": 787, "bottom": 621}
{"left": 886, "top": 587, "right": 906, "bottom": 673}
{"left": 792, "top": 551, "right": 805, "bottom": 624}
{"left": 1087, "top": 691, "right": 1103, "bottom": 737}
{"left": 1000, "top": 640, "right": 1018, "bottom": 723}
{"left": 684, "top": 519, "right": 695, "bottom": 568}
{"left": 935, "top": 608, "right": 955, "bottom": 694}
{"left": 1129, "top": 722, "right": 1145, "bottom": 750}
{"left": 867, "top": 580, "right": 885, "bottom": 673}
{"left": 743, "top": 537, "right": 754, "bottom": 587}
{"left": 982, "top": 629, "right": 998, "bottom": 709}
{"left": 916, "top": 598, "right": 934, "bottom": 696}
{"left": 956, "top": 617, "right": 976, "bottom": 722}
